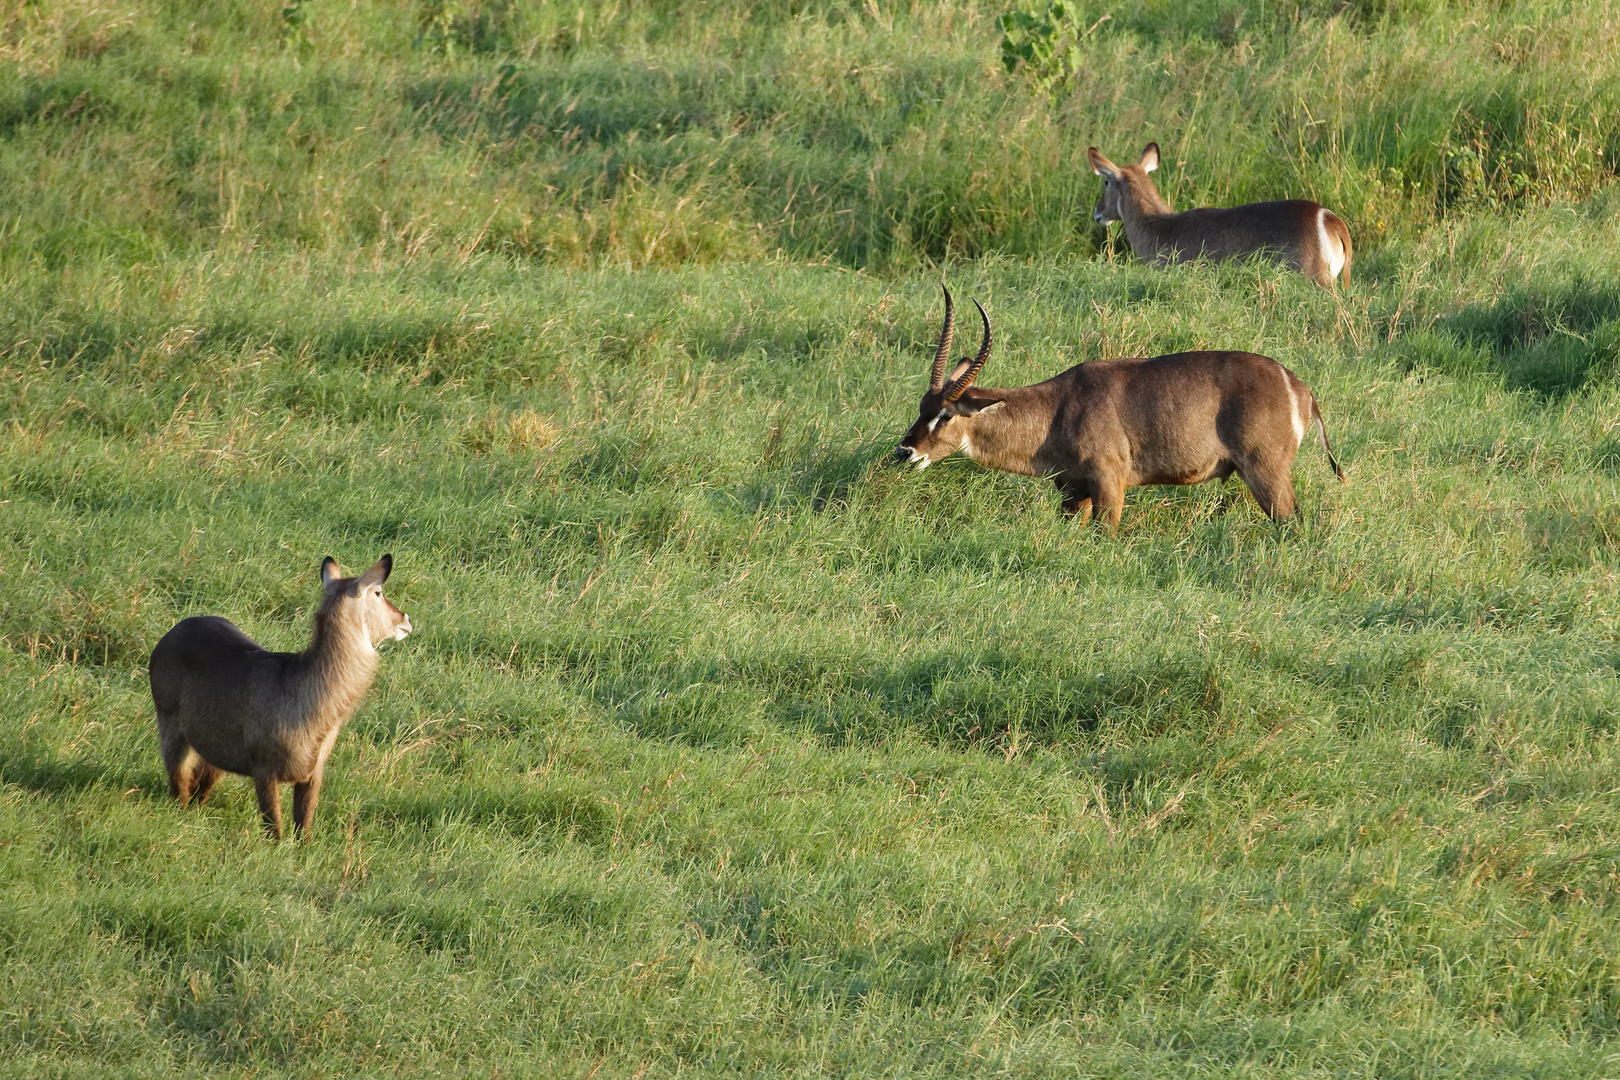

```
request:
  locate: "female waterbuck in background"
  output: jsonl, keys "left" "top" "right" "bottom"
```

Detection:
{"left": 894, "top": 288, "right": 1344, "bottom": 526}
{"left": 149, "top": 555, "right": 412, "bottom": 840}
{"left": 1089, "top": 142, "right": 1352, "bottom": 288}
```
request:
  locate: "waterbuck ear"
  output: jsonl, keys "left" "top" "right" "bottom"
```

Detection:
{"left": 1139, "top": 142, "right": 1160, "bottom": 172}
{"left": 952, "top": 393, "right": 1005, "bottom": 417}
{"left": 357, "top": 554, "right": 392, "bottom": 589}
{"left": 320, "top": 557, "right": 341, "bottom": 586}
{"left": 1086, "top": 146, "right": 1116, "bottom": 178}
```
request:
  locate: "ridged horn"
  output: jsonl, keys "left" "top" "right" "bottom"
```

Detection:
{"left": 943, "top": 299, "right": 992, "bottom": 403}
{"left": 929, "top": 285, "right": 955, "bottom": 392}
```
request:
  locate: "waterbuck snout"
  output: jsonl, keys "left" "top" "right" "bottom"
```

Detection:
{"left": 148, "top": 555, "right": 412, "bottom": 840}
{"left": 896, "top": 287, "right": 1345, "bottom": 526}
{"left": 1089, "top": 141, "right": 1352, "bottom": 288}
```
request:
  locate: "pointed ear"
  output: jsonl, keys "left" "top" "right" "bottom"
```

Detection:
{"left": 1087, "top": 146, "right": 1116, "bottom": 178}
{"left": 1140, "top": 142, "right": 1160, "bottom": 172}
{"left": 951, "top": 393, "right": 1005, "bottom": 417}
{"left": 321, "top": 557, "right": 341, "bottom": 586}
{"left": 357, "top": 554, "right": 392, "bottom": 589}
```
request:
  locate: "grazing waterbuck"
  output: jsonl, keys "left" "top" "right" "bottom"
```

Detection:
{"left": 1089, "top": 142, "right": 1352, "bottom": 288}
{"left": 894, "top": 288, "right": 1344, "bottom": 526}
{"left": 149, "top": 555, "right": 412, "bottom": 840}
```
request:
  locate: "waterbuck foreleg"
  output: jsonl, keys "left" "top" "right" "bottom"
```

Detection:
{"left": 254, "top": 774, "right": 284, "bottom": 840}
{"left": 292, "top": 770, "right": 324, "bottom": 838}
{"left": 1094, "top": 478, "right": 1127, "bottom": 530}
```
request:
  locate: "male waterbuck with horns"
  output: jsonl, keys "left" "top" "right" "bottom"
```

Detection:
{"left": 149, "top": 555, "right": 412, "bottom": 840}
{"left": 1089, "top": 142, "right": 1352, "bottom": 288}
{"left": 894, "top": 288, "right": 1344, "bottom": 526}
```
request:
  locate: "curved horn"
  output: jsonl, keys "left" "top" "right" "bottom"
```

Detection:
{"left": 929, "top": 285, "right": 956, "bottom": 392}
{"left": 943, "top": 299, "right": 992, "bottom": 402}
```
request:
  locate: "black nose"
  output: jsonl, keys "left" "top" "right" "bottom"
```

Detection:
{"left": 893, "top": 446, "right": 910, "bottom": 463}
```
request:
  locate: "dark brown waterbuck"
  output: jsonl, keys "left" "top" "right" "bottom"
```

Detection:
{"left": 149, "top": 555, "right": 412, "bottom": 840}
{"left": 894, "top": 288, "right": 1344, "bottom": 526}
{"left": 1089, "top": 142, "right": 1352, "bottom": 288}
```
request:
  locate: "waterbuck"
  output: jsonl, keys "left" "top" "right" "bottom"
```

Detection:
{"left": 149, "top": 555, "right": 412, "bottom": 840}
{"left": 1088, "top": 142, "right": 1352, "bottom": 288}
{"left": 894, "top": 288, "right": 1344, "bottom": 526}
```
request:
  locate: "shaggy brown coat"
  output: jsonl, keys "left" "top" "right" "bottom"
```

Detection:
{"left": 895, "top": 290, "right": 1344, "bottom": 526}
{"left": 1089, "top": 142, "right": 1352, "bottom": 288}
{"left": 149, "top": 555, "right": 411, "bottom": 839}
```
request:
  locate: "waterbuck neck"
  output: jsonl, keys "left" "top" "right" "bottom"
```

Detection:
{"left": 298, "top": 609, "right": 381, "bottom": 730}
{"left": 955, "top": 387, "right": 1050, "bottom": 477}
{"left": 1118, "top": 172, "right": 1175, "bottom": 251}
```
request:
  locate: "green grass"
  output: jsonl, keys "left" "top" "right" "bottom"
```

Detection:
{"left": 7, "top": 1, "right": 1620, "bottom": 1076}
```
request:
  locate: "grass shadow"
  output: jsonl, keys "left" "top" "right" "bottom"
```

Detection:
{"left": 599, "top": 645, "right": 1224, "bottom": 752}
{"left": 1424, "top": 273, "right": 1620, "bottom": 397}
{"left": 81, "top": 891, "right": 257, "bottom": 960}
{"left": 732, "top": 440, "right": 885, "bottom": 516}
{"left": 0, "top": 752, "right": 161, "bottom": 800}
{"left": 363, "top": 782, "right": 613, "bottom": 845}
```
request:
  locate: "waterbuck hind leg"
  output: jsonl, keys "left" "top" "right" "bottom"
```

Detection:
{"left": 254, "top": 774, "right": 284, "bottom": 841}
{"left": 1299, "top": 249, "right": 1330, "bottom": 288}
{"left": 292, "top": 772, "right": 324, "bottom": 838}
{"left": 162, "top": 734, "right": 199, "bottom": 803}
{"left": 1054, "top": 477, "right": 1094, "bottom": 521}
{"left": 191, "top": 762, "right": 224, "bottom": 805}
{"left": 1238, "top": 465, "right": 1297, "bottom": 520}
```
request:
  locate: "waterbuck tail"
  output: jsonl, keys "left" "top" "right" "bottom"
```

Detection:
{"left": 1311, "top": 395, "right": 1345, "bottom": 481}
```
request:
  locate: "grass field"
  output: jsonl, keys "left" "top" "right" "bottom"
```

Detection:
{"left": 7, "top": 1, "right": 1620, "bottom": 1076}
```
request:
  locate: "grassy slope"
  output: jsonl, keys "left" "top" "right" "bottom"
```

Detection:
{"left": 6, "top": 1, "right": 1620, "bottom": 1077}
